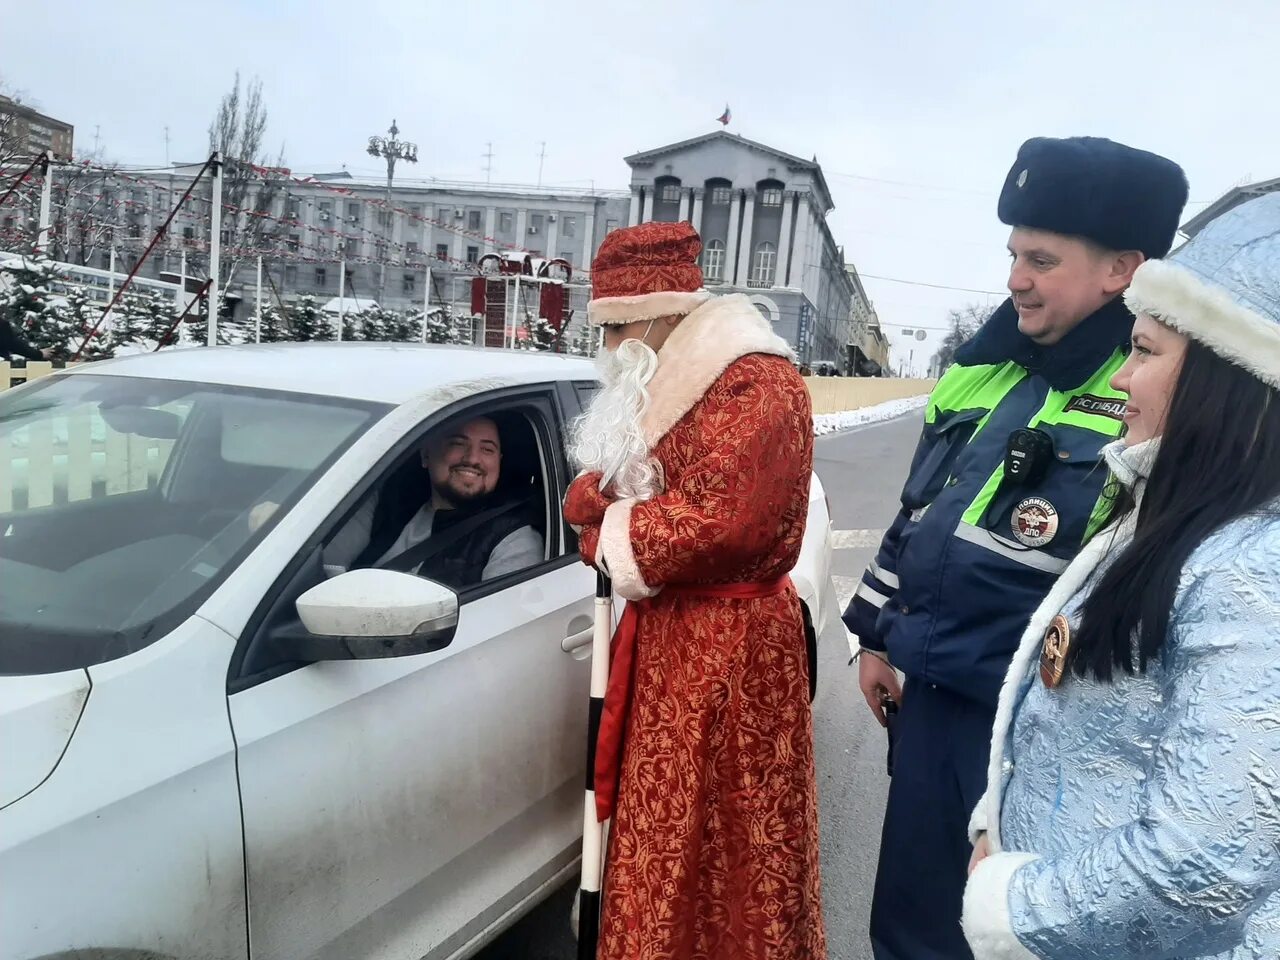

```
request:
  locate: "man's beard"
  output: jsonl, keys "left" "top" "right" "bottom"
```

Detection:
{"left": 569, "top": 337, "right": 661, "bottom": 501}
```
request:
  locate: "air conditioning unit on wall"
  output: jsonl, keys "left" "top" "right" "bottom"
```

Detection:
{"left": 548, "top": 214, "right": 557, "bottom": 222}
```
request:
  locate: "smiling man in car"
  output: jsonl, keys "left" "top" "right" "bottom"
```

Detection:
{"left": 370, "top": 415, "right": 543, "bottom": 583}
{"left": 843, "top": 137, "right": 1188, "bottom": 960}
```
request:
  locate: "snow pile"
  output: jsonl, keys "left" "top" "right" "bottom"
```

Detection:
{"left": 814, "top": 394, "right": 928, "bottom": 436}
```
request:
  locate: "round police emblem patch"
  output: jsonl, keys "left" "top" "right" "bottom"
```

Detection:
{"left": 1012, "top": 497, "right": 1058, "bottom": 547}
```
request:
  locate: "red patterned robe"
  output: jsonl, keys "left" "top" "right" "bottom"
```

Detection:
{"left": 564, "top": 294, "right": 825, "bottom": 960}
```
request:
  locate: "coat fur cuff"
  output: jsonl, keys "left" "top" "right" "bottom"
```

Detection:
{"left": 962, "top": 852, "right": 1041, "bottom": 960}
{"left": 968, "top": 790, "right": 989, "bottom": 846}
{"left": 600, "top": 499, "right": 659, "bottom": 601}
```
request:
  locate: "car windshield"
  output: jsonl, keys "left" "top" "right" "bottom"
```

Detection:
{"left": 0, "top": 373, "right": 387, "bottom": 675}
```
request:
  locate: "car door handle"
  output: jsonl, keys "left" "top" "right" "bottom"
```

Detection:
{"left": 562, "top": 615, "right": 594, "bottom": 654}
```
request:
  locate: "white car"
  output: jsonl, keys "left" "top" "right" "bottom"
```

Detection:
{"left": 0, "top": 342, "right": 842, "bottom": 960}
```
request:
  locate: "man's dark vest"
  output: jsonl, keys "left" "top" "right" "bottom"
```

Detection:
{"left": 416, "top": 503, "right": 537, "bottom": 589}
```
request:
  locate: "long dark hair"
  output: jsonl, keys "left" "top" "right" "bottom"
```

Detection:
{"left": 1070, "top": 340, "right": 1280, "bottom": 682}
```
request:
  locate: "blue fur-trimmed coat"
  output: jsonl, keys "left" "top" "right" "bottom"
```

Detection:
{"left": 964, "top": 440, "right": 1280, "bottom": 959}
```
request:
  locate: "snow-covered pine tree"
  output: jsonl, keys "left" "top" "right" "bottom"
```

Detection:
{"left": 287, "top": 296, "right": 328, "bottom": 342}
{"left": 380, "top": 308, "right": 418, "bottom": 342}
{"left": 422, "top": 307, "right": 455, "bottom": 344}
{"left": 0, "top": 257, "right": 76, "bottom": 358}
{"left": 521, "top": 314, "right": 560, "bottom": 352}
{"left": 64, "top": 289, "right": 115, "bottom": 361}
{"left": 256, "top": 303, "right": 288, "bottom": 343}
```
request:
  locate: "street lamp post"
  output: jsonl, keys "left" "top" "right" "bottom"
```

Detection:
{"left": 366, "top": 119, "right": 418, "bottom": 306}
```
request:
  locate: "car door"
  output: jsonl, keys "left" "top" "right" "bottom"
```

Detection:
{"left": 227, "top": 385, "right": 596, "bottom": 960}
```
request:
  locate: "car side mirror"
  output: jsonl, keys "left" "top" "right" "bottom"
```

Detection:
{"left": 284, "top": 568, "right": 459, "bottom": 661}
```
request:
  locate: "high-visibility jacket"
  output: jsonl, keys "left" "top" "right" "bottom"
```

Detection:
{"left": 844, "top": 297, "right": 1131, "bottom": 707}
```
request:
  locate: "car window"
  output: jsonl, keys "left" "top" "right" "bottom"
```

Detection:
{"left": 320, "top": 401, "right": 559, "bottom": 593}
{"left": 0, "top": 374, "right": 387, "bottom": 675}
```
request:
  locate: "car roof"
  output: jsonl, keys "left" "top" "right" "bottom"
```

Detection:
{"left": 65, "top": 342, "right": 597, "bottom": 405}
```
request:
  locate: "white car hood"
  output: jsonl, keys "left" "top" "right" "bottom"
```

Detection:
{"left": 0, "top": 669, "right": 90, "bottom": 808}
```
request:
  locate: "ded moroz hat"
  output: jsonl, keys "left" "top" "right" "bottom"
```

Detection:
{"left": 587, "top": 221, "right": 712, "bottom": 326}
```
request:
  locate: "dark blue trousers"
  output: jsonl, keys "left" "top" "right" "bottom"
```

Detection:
{"left": 870, "top": 677, "right": 994, "bottom": 960}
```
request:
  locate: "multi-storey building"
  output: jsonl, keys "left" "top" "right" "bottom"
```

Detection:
{"left": 623, "top": 131, "right": 856, "bottom": 366}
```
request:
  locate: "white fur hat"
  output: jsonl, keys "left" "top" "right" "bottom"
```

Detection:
{"left": 1125, "top": 191, "right": 1280, "bottom": 388}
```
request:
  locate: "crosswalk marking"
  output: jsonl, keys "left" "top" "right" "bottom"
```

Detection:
{"left": 831, "top": 528, "right": 883, "bottom": 550}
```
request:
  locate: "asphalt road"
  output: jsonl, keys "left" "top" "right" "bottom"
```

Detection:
{"left": 478, "top": 410, "right": 924, "bottom": 960}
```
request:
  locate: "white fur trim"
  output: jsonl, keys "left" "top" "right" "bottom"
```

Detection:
{"left": 641, "top": 294, "right": 796, "bottom": 446}
{"left": 599, "top": 499, "right": 659, "bottom": 602}
{"left": 588, "top": 290, "right": 712, "bottom": 326}
{"left": 1125, "top": 259, "right": 1280, "bottom": 388}
{"left": 968, "top": 791, "right": 989, "bottom": 846}
{"left": 962, "top": 852, "right": 1041, "bottom": 960}
{"left": 983, "top": 514, "right": 1136, "bottom": 852}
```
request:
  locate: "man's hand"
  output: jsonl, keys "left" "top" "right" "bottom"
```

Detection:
{"left": 859, "top": 652, "right": 903, "bottom": 727}
{"left": 968, "top": 833, "right": 990, "bottom": 876}
{"left": 39, "top": 346, "right": 54, "bottom": 359}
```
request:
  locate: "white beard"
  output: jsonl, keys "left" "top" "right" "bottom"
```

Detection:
{"left": 569, "top": 337, "right": 660, "bottom": 501}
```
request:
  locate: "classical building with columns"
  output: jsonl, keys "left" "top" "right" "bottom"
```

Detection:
{"left": 624, "top": 131, "right": 856, "bottom": 367}
{"left": 32, "top": 133, "right": 863, "bottom": 363}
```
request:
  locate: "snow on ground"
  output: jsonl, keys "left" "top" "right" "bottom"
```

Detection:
{"left": 814, "top": 394, "right": 928, "bottom": 436}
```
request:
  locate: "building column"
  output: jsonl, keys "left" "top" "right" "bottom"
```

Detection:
{"left": 777, "top": 191, "right": 796, "bottom": 286}
{"left": 452, "top": 220, "right": 466, "bottom": 264}
{"left": 582, "top": 209, "right": 596, "bottom": 269}
{"left": 545, "top": 212, "right": 559, "bottom": 259}
{"left": 691, "top": 188, "right": 705, "bottom": 235}
{"left": 640, "top": 188, "right": 653, "bottom": 224}
{"left": 677, "top": 189, "right": 691, "bottom": 223}
{"left": 484, "top": 206, "right": 497, "bottom": 254}
{"left": 515, "top": 209, "right": 528, "bottom": 252}
{"left": 733, "top": 190, "right": 757, "bottom": 285}
{"left": 628, "top": 188, "right": 642, "bottom": 226}
{"left": 791, "top": 194, "right": 813, "bottom": 296}
{"left": 724, "top": 189, "right": 743, "bottom": 288}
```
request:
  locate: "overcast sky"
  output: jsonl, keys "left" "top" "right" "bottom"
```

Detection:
{"left": 4, "top": 0, "right": 1277, "bottom": 373}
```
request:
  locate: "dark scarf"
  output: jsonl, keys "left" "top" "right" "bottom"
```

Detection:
{"left": 955, "top": 296, "right": 1133, "bottom": 391}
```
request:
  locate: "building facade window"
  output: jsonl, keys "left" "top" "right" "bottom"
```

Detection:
{"left": 530, "top": 214, "right": 544, "bottom": 235}
{"left": 563, "top": 216, "right": 576, "bottom": 237}
{"left": 284, "top": 265, "right": 297, "bottom": 285}
{"left": 761, "top": 188, "right": 784, "bottom": 207}
{"left": 711, "top": 186, "right": 733, "bottom": 205}
{"left": 500, "top": 212, "right": 513, "bottom": 232}
{"left": 406, "top": 240, "right": 419, "bottom": 256}
{"left": 344, "top": 237, "right": 358, "bottom": 257}
{"left": 661, "top": 184, "right": 681, "bottom": 203}
{"left": 315, "top": 267, "right": 327, "bottom": 287}
{"left": 346, "top": 202, "right": 361, "bottom": 222}
{"left": 606, "top": 218, "right": 619, "bottom": 233}
{"left": 436, "top": 243, "right": 449, "bottom": 261}
{"left": 318, "top": 201, "right": 332, "bottom": 221}
{"left": 468, "top": 210, "right": 482, "bottom": 231}
{"left": 466, "top": 246, "right": 479, "bottom": 263}
{"left": 376, "top": 210, "right": 392, "bottom": 227}
{"left": 750, "top": 242, "right": 777, "bottom": 287}
{"left": 703, "top": 239, "right": 726, "bottom": 282}
{"left": 287, "top": 233, "right": 300, "bottom": 252}
{"left": 402, "top": 273, "right": 416, "bottom": 294}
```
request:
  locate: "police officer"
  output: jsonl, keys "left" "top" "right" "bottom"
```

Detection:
{"left": 845, "top": 137, "right": 1188, "bottom": 960}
